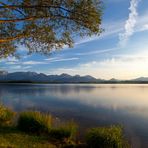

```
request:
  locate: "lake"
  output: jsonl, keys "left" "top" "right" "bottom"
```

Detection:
{"left": 0, "top": 83, "right": 148, "bottom": 147}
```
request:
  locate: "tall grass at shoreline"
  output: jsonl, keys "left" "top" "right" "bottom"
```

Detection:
{"left": 0, "top": 104, "right": 15, "bottom": 126}
{"left": 0, "top": 104, "right": 130, "bottom": 148}
{"left": 17, "top": 111, "right": 52, "bottom": 134}
{"left": 86, "top": 126, "right": 129, "bottom": 148}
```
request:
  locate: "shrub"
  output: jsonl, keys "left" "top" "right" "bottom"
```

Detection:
{"left": 17, "top": 111, "right": 52, "bottom": 134}
{"left": 85, "top": 126, "right": 128, "bottom": 148}
{"left": 0, "top": 105, "right": 15, "bottom": 126}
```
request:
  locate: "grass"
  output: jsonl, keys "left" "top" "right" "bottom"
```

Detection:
{"left": 85, "top": 125, "right": 129, "bottom": 148}
{"left": 17, "top": 111, "right": 52, "bottom": 134}
{"left": 0, "top": 126, "right": 56, "bottom": 148}
{"left": 53, "top": 121, "right": 77, "bottom": 140}
{"left": 16, "top": 111, "right": 78, "bottom": 147}
{"left": 0, "top": 104, "right": 15, "bottom": 126}
{"left": 0, "top": 105, "right": 129, "bottom": 148}
{"left": 48, "top": 121, "right": 77, "bottom": 144}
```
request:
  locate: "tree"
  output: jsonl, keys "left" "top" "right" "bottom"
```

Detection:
{"left": 0, "top": 0, "right": 103, "bottom": 58}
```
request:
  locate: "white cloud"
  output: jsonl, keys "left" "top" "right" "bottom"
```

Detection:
{"left": 12, "top": 65, "right": 22, "bottom": 69}
{"left": 136, "top": 11, "right": 148, "bottom": 32}
{"left": 76, "top": 47, "right": 119, "bottom": 56}
{"left": 7, "top": 65, "right": 32, "bottom": 71}
{"left": 1, "top": 57, "right": 19, "bottom": 63}
{"left": 45, "top": 57, "right": 79, "bottom": 62}
{"left": 22, "top": 61, "right": 45, "bottom": 65}
{"left": 74, "top": 20, "right": 124, "bottom": 46}
{"left": 119, "top": 0, "right": 140, "bottom": 46}
{"left": 6, "top": 61, "right": 17, "bottom": 65}
{"left": 22, "top": 66, "right": 32, "bottom": 69}
{"left": 143, "top": 24, "right": 148, "bottom": 30}
{"left": 44, "top": 57, "right": 59, "bottom": 61}
{"left": 1, "top": 57, "right": 79, "bottom": 71}
{"left": 135, "top": 11, "right": 148, "bottom": 31}
{"left": 138, "top": 24, "right": 148, "bottom": 32}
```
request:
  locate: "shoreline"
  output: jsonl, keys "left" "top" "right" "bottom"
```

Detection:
{"left": 1, "top": 81, "right": 148, "bottom": 84}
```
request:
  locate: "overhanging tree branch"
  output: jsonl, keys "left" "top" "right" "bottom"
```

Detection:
{"left": 0, "top": 1, "right": 26, "bottom": 17}
{"left": 0, "top": 33, "right": 27, "bottom": 43}
{"left": 0, "top": 4, "right": 74, "bottom": 14}
{"left": 0, "top": 14, "right": 89, "bottom": 29}
{"left": 0, "top": 15, "right": 82, "bottom": 22}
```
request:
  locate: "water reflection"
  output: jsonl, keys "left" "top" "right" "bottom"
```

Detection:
{"left": 1, "top": 84, "right": 148, "bottom": 147}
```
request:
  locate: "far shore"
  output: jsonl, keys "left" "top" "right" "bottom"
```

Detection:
{"left": 1, "top": 81, "right": 148, "bottom": 84}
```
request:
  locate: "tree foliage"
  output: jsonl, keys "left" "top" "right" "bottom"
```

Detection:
{"left": 0, "top": 0, "right": 103, "bottom": 58}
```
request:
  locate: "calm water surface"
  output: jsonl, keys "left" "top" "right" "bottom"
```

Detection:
{"left": 0, "top": 84, "right": 148, "bottom": 147}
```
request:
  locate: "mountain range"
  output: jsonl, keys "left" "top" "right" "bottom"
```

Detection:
{"left": 0, "top": 71, "right": 148, "bottom": 83}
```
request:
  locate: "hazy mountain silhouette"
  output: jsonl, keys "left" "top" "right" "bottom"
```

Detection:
{"left": 0, "top": 71, "right": 148, "bottom": 83}
{"left": 0, "top": 72, "right": 103, "bottom": 83}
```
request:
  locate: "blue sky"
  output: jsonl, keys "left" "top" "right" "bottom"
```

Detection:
{"left": 1, "top": 0, "right": 148, "bottom": 79}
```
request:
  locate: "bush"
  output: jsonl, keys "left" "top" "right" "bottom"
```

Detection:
{"left": 17, "top": 111, "right": 52, "bottom": 134}
{"left": 85, "top": 126, "right": 128, "bottom": 148}
{"left": 0, "top": 105, "right": 15, "bottom": 126}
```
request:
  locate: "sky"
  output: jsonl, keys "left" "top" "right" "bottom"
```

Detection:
{"left": 1, "top": 0, "right": 148, "bottom": 80}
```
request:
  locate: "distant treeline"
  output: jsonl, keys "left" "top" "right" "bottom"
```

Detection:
{"left": 1, "top": 80, "right": 148, "bottom": 84}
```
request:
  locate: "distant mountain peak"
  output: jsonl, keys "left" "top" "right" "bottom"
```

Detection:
{"left": 109, "top": 78, "right": 118, "bottom": 81}
{"left": 133, "top": 77, "right": 148, "bottom": 81}
{"left": 74, "top": 74, "right": 80, "bottom": 77}
{"left": 85, "top": 75, "right": 95, "bottom": 79}
{"left": 0, "top": 71, "right": 8, "bottom": 75}
{"left": 60, "top": 73, "right": 71, "bottom": 77}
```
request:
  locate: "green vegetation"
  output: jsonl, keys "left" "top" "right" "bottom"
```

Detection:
{"left": 0, "top": 0, "right": 103, "bottom": 58}
{"left": 86, "top": 126, "right": 129, "bottom": 148}
{"left": 0, "top": 105, "right": 129, "bottom": 148}
{"left": 17, "top": 111, "right": 52, "bottom": 134}
{"left": 0, "top": 127, "right": 56, "bottom": 148}
{"left": 48, "top": 121, "right": 77, "bottom": 145}
{"left": 0, "top": 104, "right": 15, "bottom": 126}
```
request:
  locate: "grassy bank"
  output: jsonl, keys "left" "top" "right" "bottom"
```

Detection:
{"left": 0, "top": 105, "right": 129, "bottom": 148}
{"left": 0, "top": 126, "right": 56, "bottom": 148}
